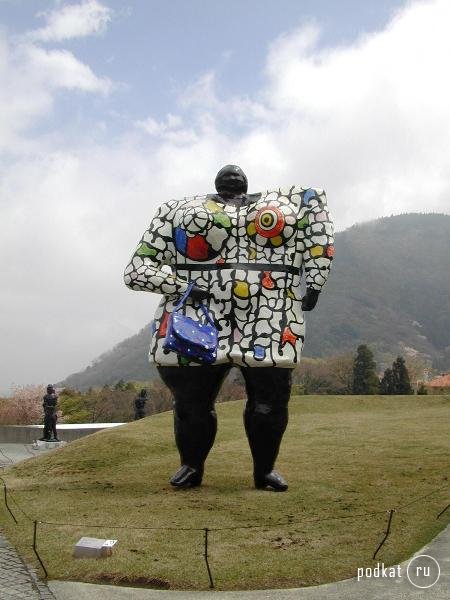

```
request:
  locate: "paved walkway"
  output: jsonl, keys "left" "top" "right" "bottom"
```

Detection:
{"left": 1, "top": 443, "right": 449, "bottom": 599}
{"left": 0, "top": 442, "right": 42, "bottom": 466}
{"left": 1, "top": 443, "right": 58, "bottom": 599}
{"left": 0, "top": 533, "right": 56, "bottom": 600}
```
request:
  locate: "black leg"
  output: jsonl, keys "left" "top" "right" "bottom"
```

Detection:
{"left": 241, "top": 367, "right": 293, "bottom": 491}
{"left": 157, "top": 365, "right": 231, "bottom": 486}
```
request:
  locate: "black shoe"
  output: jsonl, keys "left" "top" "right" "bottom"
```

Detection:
{"left": 38, "top": 437, "right": 49, "bottom": 442}
{"left": 254, "top": 470, "right": 288, "bottom": 491}
{"left": 170, "top": 465, "right": 203, "bottom": 488}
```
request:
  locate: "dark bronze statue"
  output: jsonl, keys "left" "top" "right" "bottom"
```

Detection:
{"left": 40, "top": 384, "right": 59, "bottom": 442}
{"left": 134, "top": 388, "right": 148, "bottom": 420}
{"left": 125, "top": 165, "right": 334, "bottom": 490}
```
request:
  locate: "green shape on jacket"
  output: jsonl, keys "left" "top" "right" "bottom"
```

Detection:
{"left": 297, "top": 215, "right": 309, "bottom": 229}
{"left": 213, "top": 212, "right": 232, "bottom": 229}
{"left": 137, "top": 243, "right": 157, "bottom": 257}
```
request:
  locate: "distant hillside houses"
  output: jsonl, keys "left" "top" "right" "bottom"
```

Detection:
{"left": 426, "top": 374, "right": 450, "bottom": 394}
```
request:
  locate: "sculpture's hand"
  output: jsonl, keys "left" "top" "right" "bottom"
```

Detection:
{"left": 301, "top": 288, "right": 320, "bottom": 311}
{"left": 190, "top": 285, "right": 211, "bottom": 302}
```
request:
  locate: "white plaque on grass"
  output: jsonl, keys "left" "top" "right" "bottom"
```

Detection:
{"left": 73, "top": 537, "right": 118, "bottom": 558}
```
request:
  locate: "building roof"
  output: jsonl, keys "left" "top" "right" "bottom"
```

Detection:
{"left": 428, "top": 374, "right": 450, "bottom": 387}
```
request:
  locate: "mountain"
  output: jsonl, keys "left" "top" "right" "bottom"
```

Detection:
{"left": 60, "top": 213, "right": 450, "bottom": 390}
{"left": 305, "top": 213, "right": 450, "bottom": 364}
{"left": 60, "top": 326, "right": 158, "bottom": 391}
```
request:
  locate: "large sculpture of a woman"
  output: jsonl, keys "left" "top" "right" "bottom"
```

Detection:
{"left": 124, "top": 165, "right": 334, "bottom": 490}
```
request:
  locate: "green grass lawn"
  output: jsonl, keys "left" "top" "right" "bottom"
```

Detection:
{"left": 1, "top": 395, "right": 449, "bottom": 590}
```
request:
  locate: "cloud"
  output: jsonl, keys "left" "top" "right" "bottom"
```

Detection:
{"left": 29, "top": 0, "right": 112, "bottom": 42}
{"left": 0, "top": 31, "right": 112, "bottom": 151}
{"left": 134, "top": 113, "right": 198, "bottom": 145}
{"left": 1, "top": 0, "right": 450, "bottom": 392}
{"left": 264, "top": 0, "right": 450, "bottom": 227}
{"left": 25, "top": 44, "right": 112, "bottom": 92}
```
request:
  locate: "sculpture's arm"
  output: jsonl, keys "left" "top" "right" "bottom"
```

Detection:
{"left": 124, "top": 203, "right": 189, "bottom": 296}
{"left": 299, "top": 189, "right": 334, "bottom": 310}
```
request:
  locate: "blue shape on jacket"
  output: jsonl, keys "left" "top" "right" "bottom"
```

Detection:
{"left": 303, "top": 188, "right": 316, "bottom": 205}
{"left": 253, "top": 345, "right": 266, "bottom": 361}
{"left": 174, "top": 227, "right": 187, "bottom": 253}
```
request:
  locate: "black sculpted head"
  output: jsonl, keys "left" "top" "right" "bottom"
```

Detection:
{"left": 215, "top": 164, "right": 248, "bottom": 196}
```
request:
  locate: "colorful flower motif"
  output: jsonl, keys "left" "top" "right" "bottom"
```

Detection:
{"left": 233, "top": 328, "right": 243, "bottom": 343}
{"left": 246, "top": 200, "right": 296, "bottom": 248}
{"left": 302, "top": 188, "right": 316, "bottom": 205}
{"left": 186, "top": 234, "right": 209, "bottom": 260}
{"left": 281, "top": 326, "right": 298, "bottom": 348}
{"left": 255, "top": 206, "right": 285, "bottom": 238}
{"left": 158, "top": 311, "right": 170, "bottom": 338}
{"left": 213, "top": 211, "right": 232, "bottom": 229}
{"left": 203, "top": 199, "right": 222, "bottom": 213}
{"left": 253, "top": 345, "right": 266, "bottom": 361}
{"left": 261, "top": 271, "right": 275, "bottom": 290}
{"left": 310, "top": 245, "right": 324, "bottom": 257}
{"left": 297, "top": 214, "right": 309, "bottom": 229}
{"left": 136, "top": 242, "right": 158, "bottom": 258}
{"left": 174, "top": 227, "right": 188, "bottom": 254}
{"left": 233, "top": 280, "right": 250, "bottom": 298}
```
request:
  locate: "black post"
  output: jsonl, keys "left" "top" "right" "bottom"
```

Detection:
{"left": 32, "top": 521, "right": 48, "bottom": 579}
{"left": 1, "top": 477, "right": 18, "bottom": 524}
{"left": 203, "top": 527, "right": 214, "bottom": 589}
{"left": 373, "top": 509, "right": 395, "bottom": 560}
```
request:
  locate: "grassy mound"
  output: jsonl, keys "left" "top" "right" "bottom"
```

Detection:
{"left": 1, "top": 395, "right": 449, "bottom": 590}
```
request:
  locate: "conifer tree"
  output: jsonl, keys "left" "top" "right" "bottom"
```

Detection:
{"left": 380, "top": 356, "right": 414, "bottom": 394}
{"left": 380, "top": 367, "right": 395, "bottom": 394}
{"left": 352, "top": 345, "right": 380, "bottom": 394}
{"left": 392, "top": 356, "right": 413, "bottom": 394}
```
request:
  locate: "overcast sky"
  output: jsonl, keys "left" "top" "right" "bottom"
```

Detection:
{"left": 0, "top": 0, "right": 449, "bottom": 394}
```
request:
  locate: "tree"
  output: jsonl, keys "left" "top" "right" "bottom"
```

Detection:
{"left": 380, "top": 368, "right": 396, "bottom": 394}
{"left": 328, "top": 353, "right": 354, "bottom": 394}
{"left": 114, "top": 379, "right": 127, "bottom": 391}
{"left": 380, "top": 356, "right": 413, "bottom": 394}
{"left": 352, "top": 345, "right": 380, "bottom": 394}
{"left": 417, "top": 382, "right": 428, "bottom": 395}
{"left": 392, "top": 356, "right": 413, "bottom": 394}
{"left": 0, "top": 385, "right": 45, "bottom": 424}
{"left": 405, "top": 356, "right": 432, "bottom": 389}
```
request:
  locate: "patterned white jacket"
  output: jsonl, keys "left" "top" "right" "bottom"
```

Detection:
{"left": 124, "top": 186, "right": 334, "bottom": 367}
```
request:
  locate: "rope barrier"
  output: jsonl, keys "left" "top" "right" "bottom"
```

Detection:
{"left": 395, "top": 483, "right": 449, "bottom": 511}
{"left": 1, "top": 475, "right": 447, "bottom": 532}
{"left": 1, "top": 473, "right": 448, "bottom": 582}
{"left": 437, "top": 502, "right": 450, "bottom": 519}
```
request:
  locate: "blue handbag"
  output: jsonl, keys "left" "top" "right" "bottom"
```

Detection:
{"left": 163, "top": 282, "right": 218, "bottom": 364}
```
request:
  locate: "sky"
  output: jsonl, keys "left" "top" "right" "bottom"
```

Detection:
{"left": 0, "top": 0, "right": 449, "bottom": 394}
